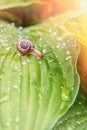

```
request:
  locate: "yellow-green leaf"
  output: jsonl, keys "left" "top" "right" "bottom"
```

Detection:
{"left": 65, "top": 12, "right": 87, "bottom": 47}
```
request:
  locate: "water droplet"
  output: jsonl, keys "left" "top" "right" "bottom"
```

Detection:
{"left": 5, "top": 119, "right": 12, "bottom": 127}
{"left": 14, "top": 66, "right": 18, "bottom": 69}
{"left": 48, "top": 59, "right": 54, "bottom": 63}
{"left": 8, "top": 87, "right": 10, "bottom": 91}
{"left": 62, "top": 43, "right": 66, "bottom": 47}
{"left": 73, "top": 43, "right": 77, "bottom": 47}
{"left": 39, "top": 38, "right": 42, "bottom": 41}
{"left": 13, "top": 85, "right": 18, "bottom": 90}
{"left": 61, "top": 46, "right": 64, "bottom": 49}
{"left": 38, "top": 93, "right": 42, "bottom": 101}
{"left": 78, "top": 101, "right": 82, "bottom": 105}
{"left": 11, "top": 22, "right": 15, "bottom": 27}
{"left": 54, "top": 22, "right": 58, "bottom": 26}
{"left": 65, "top": 56, "right": 71, "bottom": 61}
{"left": 38, "top": 61, "right": 42, "bottom": 65}
{"left": 8, "top": 80, "right": 11, "bottom": 84}
{"left": 76, "top": 121, "right": 80, "bottom": 124}
{"left": 0, "top": 44, "right": 2, "bottom": 49}
{"left": 16, "top": 116, "right": 20, "bottom": 123}
{"left": 60, "top": 86, "right": 63, "bottom": 89}
{"left": 16, "top": 125, "right": 19, "bottom": 130}
{"left": 67, "top": 125, "right": 75, "bottom": 130}
{"left": 56, "top": 45, "right": 60, "bottom": 48}
{"left": 1, "top": 30, "right": 4, "bottom": 33}
{"left": 43, "top": 49, "right": 46, "bottom": 53}
{"left": 27, "top": 59, "right": 31, "bottom": 63}
{"left": 58, "top": 48, "right": 62, "bottom": 51}
{"left": 66, "top": 51, "right": 70, "bottom": 55}
{"left": 0, "top": 94, "right": 10, "bottom": 103}
{"left": 0, "top": 39, "right": 5, "bottom": 43}
{"left": 51, "top": 46, "right": 54, "bottom": 49}
{"left": 57, "top": 37, "right": 63, "bottom": 41}
{"left": 19, "top": 26, "right": 23, "bottom": 30}
{"left": 22, "top": 61, "right": 27, "bottom": 65}
{"left": 53, "top": 32, "right": 57, "bottom": 36}
{"left": 48, "top": 28, "right": 52, "bottom": 32}
{"left": 61, "top": 87, "right": 70, "bottom": 101}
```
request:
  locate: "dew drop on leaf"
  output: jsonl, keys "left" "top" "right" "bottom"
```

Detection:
{"left": 16, "top": 125, "right": 19, "bottom": 130}
{"left": 26, "top": 59, "right": 31, "bottom": 63}
{"left": 76, "top": 121, "right": 80, "bottom": 124}
{"left": 43, "top": 49, "right": 46, "bottom": 53}
{"left": 38, "top": 93, "right": 42, "bottom": 101}
{"left": 22, "top": 61, "right": 27, "bottom": 65}
{"left": 16, "top": 116, "right": 20, "bottom": 123}
{"left": 61, "top": 87, "right": 70, "bottom": 101}
{"left": 48, "top": 28, "right": 52, "bottom": 32}
{"left": 48, "top": 59, "right": 54, "bottom": 63}
{"left": 57, "top": 37, "right": 63, "bottom": 41}
{"left": 62, "top": 43, "right": 66, "bottom": 47}
{"left": 13, "top": 85, "right": 19, "bottom": 90}
{"left": 54, "top": 22, "right": 58, "bottom": 26}
{"left": 5, "top": 118, "right": 12, "bottom": 127}
{"left": 6, "top": 47, "right": 11, "bottom": 51}
{"left": 67, "top": 125, "right": 75, "bottom": 130}
{"left": 66, "top": 50, "right": 70, "bottom": 55}
{"left": 14, "top": 65, "right": 18, "bottom": 69}
{"left": 0, "top": 94, "right": 10, "bottom": 103}
{"left": 38, "top": 61, "right": 42, "bottom": 65}
{"left": 65, "top": 55, "right": 71, "bottom": 61}
{"left": 56, "top": 45, "right": 60, "bottom": 49}
{"left": 53, "top": 32, "right": 57, "bottom": 36}
{"left": 8, "top": 80, "right": 11, "bottom": 84}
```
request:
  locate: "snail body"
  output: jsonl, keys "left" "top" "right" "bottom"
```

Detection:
{"left": 17, "top": 39, "right": 44, "bottom": 59}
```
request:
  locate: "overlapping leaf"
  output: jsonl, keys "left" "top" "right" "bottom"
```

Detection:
{"left": 53, "top": 91, "right": 87, "bottom": 130}
{"left": 65, "top": 11, "right": 87, "bottom": 94}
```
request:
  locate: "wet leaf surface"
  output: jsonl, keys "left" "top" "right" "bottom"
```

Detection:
{"left": 0, "top": 13, "right": 80, "bottom": 130}
{"left": 53, "top": 91, "right": 87, "bottom": 130}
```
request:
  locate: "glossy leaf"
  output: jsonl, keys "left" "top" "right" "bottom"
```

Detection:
{"left": 0, "top": 14, "right": 80, "bottom": 130}
{"left": 53, "top": 91, "right": 87, "bottom": 130}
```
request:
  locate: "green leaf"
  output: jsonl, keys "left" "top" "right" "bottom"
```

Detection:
{"left": 0, "top": 14, "right": 80, "bottom": 130}
{"left": 53, "top": 91, "right": 87, "bottom": 130}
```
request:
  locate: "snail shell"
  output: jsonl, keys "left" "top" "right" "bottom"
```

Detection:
{"left": 17, "top": 39, "right": 44, "bottom": 59}
{"left": 17, "top": 39, "right": 34, "bottom": 56}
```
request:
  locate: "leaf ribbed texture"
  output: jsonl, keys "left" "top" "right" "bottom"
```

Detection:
{"left": 0, "top": 14, "right": 80, "bottom": 130}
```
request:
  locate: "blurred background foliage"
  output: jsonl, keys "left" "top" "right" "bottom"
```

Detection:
{"left": 0, "top": 0, "right": 79, "bottom": 27}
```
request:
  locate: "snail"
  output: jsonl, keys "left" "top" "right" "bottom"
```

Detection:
{"left": 17, "top": 39, "right": 44, "bottom": 59}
